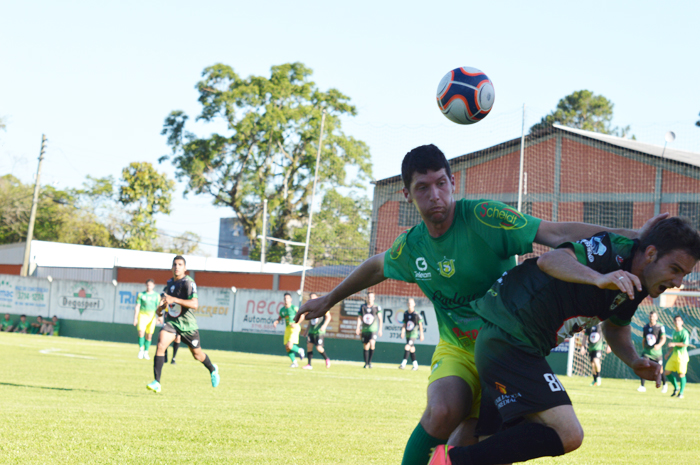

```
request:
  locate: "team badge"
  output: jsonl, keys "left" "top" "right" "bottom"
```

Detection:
{"left": 646, "top": 334, "right": 657, "bottom": 346}
{"left": 438, "top": 258, "right": 456, "bottom": 278}
{"left": 406, "top": 321, "right": 416, "bottom": 331}
{"left": 362, "top": 314, "right": 375, "bottom": 325}
{"left": 390, "top": 231, "right": 408, "bottom": 260}
{"left": 496, "top": 382, "right": 507, "bottom": 395}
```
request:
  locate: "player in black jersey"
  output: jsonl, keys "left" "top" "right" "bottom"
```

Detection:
{"left": 303, "top": 293, "right": 332, "bottom": 369}
{"left": 638, "top": 310, "right": 668, "bottom": 392}
{"left": 400, "top": 298, "right": 424, "bottom": 370}
{"left": 580, "top": 324, "right": 609, "bottom": 386}
{"left": 430, "top": 218, "right": 700, "bottom": 465}
{"left": 356, "top": 291, "right": 382, "bottom": 368}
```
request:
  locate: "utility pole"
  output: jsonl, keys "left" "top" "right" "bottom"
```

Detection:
{"left": 260, "top": 199, "right": 268, "bottom": 272}
{"left": 21, "top": 134, "right": 47, "bottom": 277}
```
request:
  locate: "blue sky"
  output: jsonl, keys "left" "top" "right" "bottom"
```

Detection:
{"left": 2, "top": 0, "right": 699, "bottom": 256}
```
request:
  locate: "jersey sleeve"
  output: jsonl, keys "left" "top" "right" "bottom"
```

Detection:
{"left": 608, "top": 306, "right": 636, "bottom": 327}
{"left": 557, "top": 232, "right": 623, "bottom": 272}
{"left": 681, "top": 330, "right": 690, "bottom": 344}
{"left": 185, "top": 279, "right": 198, "bottom": 299}
{"left": 660, "top": 325, "right": 666, "bottom": 335}
{"left": 377, "top": 306, "right": 382, "bottom": 315}
{"left": 383, "top": 230, "right": 416, "bottom": 283}
{"left": 466, "top": 200, "right": 541, "bottom": 258}
{"left": 137, "top": 292, "right": 145, "bottom": 307}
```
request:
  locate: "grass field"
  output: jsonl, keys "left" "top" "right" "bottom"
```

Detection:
{"left": 1, "top": 333, "right": 698, "bottom": 464}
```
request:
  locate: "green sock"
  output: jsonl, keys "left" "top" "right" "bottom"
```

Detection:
{"left": 144, "top": 339, "right": 151, "bottom": 351}
{"left": 669, "top": 373, "right": 679, "bottom": 391}
{"left": 292, "top": 344, "right": 301, "bottom": 355}
{"left": 679, "top": 375, "right": 686, "bottom": 395}
{"left": 138, "top": 336, "right": 145, "bottom": 349}
{"left": 288, "top": 351, "right": 295, "bottom": 363}
{"left": 401, "top": 422, "right": 446, "bottom": 465}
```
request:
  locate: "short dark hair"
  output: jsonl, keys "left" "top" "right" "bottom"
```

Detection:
{"left": 639, "top": 217, "right": 700, "bottom": 260}
{"left": 173, "top": 255, "right": 186, "bottom": 265}
{"left": 146, "top": 279, "right": 155, "bottom": 284}
{"left": 37, "top": 316, "right": 43, "bottom": 320}
{"left": 284, "top": 292, "right": 292, "bottom": 298}
{"left": 368, "top": 291, "right": 375, "bottom": 295}
{"left": 674, "top": 315, "right": 683, "bottom": 321}
{"left": 649, "top": 310, "right": 657, "bottom": 316}
{"left": 21, "top": 314, "right": 26, "bottom": 318}
{"left": 401, "top": 144, "right": 453, "bottom": 191}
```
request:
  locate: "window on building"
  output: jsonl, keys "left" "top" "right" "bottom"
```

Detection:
{"left": 583, "top": 202, "right": 633, "bottom": 229}
{"left": 398, "top": 202, "right": 422, "bottom": 227}
{"left": 679, "top": 202, "right": 700, "bottom": 230}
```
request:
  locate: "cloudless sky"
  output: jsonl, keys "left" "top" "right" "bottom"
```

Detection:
{"left": 2, "top": 0, "right": 699, "bottom": 256}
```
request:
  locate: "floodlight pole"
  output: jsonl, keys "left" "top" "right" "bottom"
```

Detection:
{"left": 517, "top": 104, "right": 526, "bottom": 213}
{"left": 260, "top": 199, "right": 268, "bottom": 272}
{"left": 21, "top": 134, "right": 47, "bottom": 277}
{"left": 299, "top": 110, "right": 327, "bottom": 301}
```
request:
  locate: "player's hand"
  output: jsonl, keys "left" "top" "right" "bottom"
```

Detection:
{"left": 378, "top": 330, "right": 383, "bottom": 337}
{"left": 595, "top": 271, "right": 641, "bottom": 299}
{"left": 295, "top": 295, "right": 331, "bottom": 323}
{"left": 133, "top": 319, "right": 138, "bottom": 327}
{"left": 420, "top": 334, "right": 424, "bottom": 342}
{"left": 606, "top": 345, "right": 612, "bottom": 354}
{"left": 637, "top": 212, "right": 669, "bottom": 239}
{"left": 355, "top": 328, "right": 360, "bottom": 336}
{"left": 273, "top": 320, "right": 278, "bottom": 328}
{"left": 631, "top": 357, "right": 662, "bottom": 388}
{"left": 162, "top": 294, "right": 176, "bottom": 305}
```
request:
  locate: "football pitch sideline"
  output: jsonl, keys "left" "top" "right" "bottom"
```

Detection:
{"left": 1, "top": 333, "right": 698, "bottom": 464}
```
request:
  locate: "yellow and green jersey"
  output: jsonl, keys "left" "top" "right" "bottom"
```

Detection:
{"left": 384, "top": 199, "right": 540, "bottom": 353}
{"left": 671, "top": 328, "right": 690, "bottom": 357}
{"left": 279, "top": 305, "right": 299, "bottom": 327}
{"left": 137, "top": 291, "right": 160, "bottom": 315}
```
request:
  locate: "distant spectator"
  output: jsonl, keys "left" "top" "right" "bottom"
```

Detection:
{"left": 29, "top": 316, "right": 43, "bottom": 334}
{"left": 40, "top": 316, "right": 59, "bottom": 336}
{"left": 13, "top": 315, "right": 29, "bottom": 333}
{"left": 1, "top": 314, "right": 14, "bottom": 332}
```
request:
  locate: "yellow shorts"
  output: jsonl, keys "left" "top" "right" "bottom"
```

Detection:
{"left": 428, "top": 339, "right": 481, "bottom": 420}
{"left": 284, "top": 325, "right": 301, "bottom": 345}
{"left": 666, "top": 352, "right": 689, "bottom": 375}
{"left": 137, "top": 312, "right": 157, "bottom": 335}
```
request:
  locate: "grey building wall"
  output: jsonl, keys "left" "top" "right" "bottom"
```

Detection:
{"left": 218, "top": 217, "right": 251, "bottom": 260}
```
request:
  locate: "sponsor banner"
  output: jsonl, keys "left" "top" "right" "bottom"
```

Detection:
{"left": 191, "top": 286, "right": 234, "bottom": 332}
{"left": 0, "top": 275, "right": 51, "bottom": 316}
{"left": 49, "top": 280, "right": 116, "bottom": 323}
{"left": 233, "top": 290, "right": 300, "bottom": 334}
{"left": 113, "top": 283, "right": 152, "bottom": 325}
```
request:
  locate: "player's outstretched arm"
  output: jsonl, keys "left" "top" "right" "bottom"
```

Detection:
{"left": 603, "top": 320, "right": 662, "bottom": 387}
{"left": 534, "top": 213, "right": 669, "bottom": 248}
{"left": 537, "top": 248, "right": 641, "bottom": 299}
{"left": 295, "top": 252, "right": 387, "bottom": 322}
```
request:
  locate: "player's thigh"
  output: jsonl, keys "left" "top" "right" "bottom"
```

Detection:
{"left": 526, "top": 404, "right": 583, "bottom": 453}
{"left": 422, "top": 376, "right": 473, "bottom": 437}
{"left": 157, "top": 327, "right": 177, "bottom": 349}
{"left": 428, "top": 341, "right": 481, "bottom": 420}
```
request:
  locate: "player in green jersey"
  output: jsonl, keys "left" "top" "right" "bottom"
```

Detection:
{"left": 400, "top": 297, "right": 424, "bottom": 370}
{"left": 133, "top": 279, "right": 160, "bottom": 360}
{"left": 29, "top": 316, "right": 43, "bottom": 334}
{"left": 273, "top": 292, "right": 305, "bottom": 367}
{"left": 303, "top": 293, "right": 332, "bottom": 369}
{"left": 665, "top": 315, "right": 691, "bottom": 398}
{"left": 638, "top": 310, "right": 667, "bottom": 392}
{"left": 429, "top": 218, "right": 700, "bottom": 465}
{"left": 356, "top": 291, "right": 382, "bottom": 368}
{"left": 296, "top": 144, "right": 667, "bottom": 465}
{"left": 12, "top": 315, "right": 29, "bottom": 333}
{"left": 147, "top": 256, "right": 219, "bottom": 393}
{"left": 2, "top": 314, "right": 14, "bottom": 332}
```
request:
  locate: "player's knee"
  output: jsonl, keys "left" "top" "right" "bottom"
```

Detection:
{"left": 559, "top": 424, "right": 584, "bottom": 453}
{"left": 423, "top": 403, "right": 461, "bottom": 437}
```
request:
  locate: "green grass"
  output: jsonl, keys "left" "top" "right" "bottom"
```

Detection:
{"left": 0, "top": 333, "right": 698, "bottom": 464}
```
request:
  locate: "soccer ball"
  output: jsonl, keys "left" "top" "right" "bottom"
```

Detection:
{"left": 436, "top": 67, "right": 495, "bottom": 124}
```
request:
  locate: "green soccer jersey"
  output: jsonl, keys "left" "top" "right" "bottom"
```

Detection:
{"left": 279, "top": 305, "right": 299, "bottom": 327}
{"left": 671, "top": 328, "right": 690, "bottom": 357}
{"left": 163, "top": 275, "right": 199, "bottom": 333}
{"left": 308, "top": 314, "right": 327, "bottom": 335}
{"left": 1, "top": 318, "right": 13, "bottom": 330}
{"left": 137, "top": 291, "right": 160, "bottom": 315}
{"left": 52, "top": 320, "right": 60, "bottom": 335}
{"left": 16, "top": 320, "right": 29, "bottom": 332}
{"left": 29, "top": 323, "right": 41, "bottom": 334}
{"left": 384, "top": 199, "right": 540, "bottom": 352}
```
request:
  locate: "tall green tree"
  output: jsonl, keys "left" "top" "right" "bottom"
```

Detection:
{"left": 530, "top": 90, "right": 632, "bottom": 137}
{"left": 160, "top": 62, "right": 372, "bottom": 263}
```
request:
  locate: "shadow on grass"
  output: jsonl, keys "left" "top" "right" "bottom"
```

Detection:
{"left": 0, "top": 382, "right": 97, "bottom": 393}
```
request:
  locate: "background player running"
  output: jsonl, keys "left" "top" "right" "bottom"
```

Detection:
{"left": 400, "top": 297, "right": 424, "bottom": 370}
{"left": 146, "top": 255, "right": 219, "bottom": 393}
{"left": 273, "top": 292, "right": 305, "bottom": 367}
{"left": 665, "top": 315, "right": 690, "bottom": 398}
{"left": 430, "top": 218, "right": 700, "bottom": 465}
{"left": 303, "top": 293, "right": 331, "bottom": 369}
{"left": 356, "top": 291, "right": 382, "bottom": 368}
{"left": 133, "top": 279, "right": 160, "bottom": 360}
{"left": 638, "top": 310, "right": 667, "bottom": 393}
{"left": 580, "top": 323, "right": 609, "bottom": 386}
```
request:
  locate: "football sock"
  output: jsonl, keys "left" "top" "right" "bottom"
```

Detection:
{"left": 292, "top": 344, "right": 301, "bottom": 356}
{"left": 661, "top": 372, "right": 667, "bottom": 384}
{"left": 368, "top": 349, "right": 374, "bottom": 364}
{"left": 164, "top": 349, "right": 168, "bottom": 363}
{"left": 144, "top": 339, "right": 151, "bottom": 351}
{"left": 448, "top": 422, "right": 565, "bottom": 465}
{"left": 403, "top": 350, "right": 410, "bottom": 361}
{"left": 669, "top": 373, "right": 679, "bottom": 391}
{"left": 138, "top": 336, "right": 145, "bottom": 349}
{"left": 640, "top": 378, "right": 645, "bottom": 387}
{"left": 679, "top": 375, "right": 686, "bottom": 395}
{"left": 154, "top": 355, "right": 165, "bottom": 382}
{"left": 319, "top": 350, "right": 329, "bottom": 361}
{"left": 288, "top": 350, "right": 296, "bottom": 363}
{"left": 410, "top": 352, "right": 416, "bottom": 362}
{"left": 202, "top": 354, "right": 215, "bottom": 373}
{"left": 363, "top": 349, "right": 369, "bottom": 365}
{"left": 401, "top": 422, "right": 445, "bottom": 465}
{"left": 172, "top": 341, "right": 180, "bottom": 359}
{"left": 307, "top": 351, "right": 313, "bottom": 364}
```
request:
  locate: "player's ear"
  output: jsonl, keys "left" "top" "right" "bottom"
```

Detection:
{"left": 402, "top": 186, "right": 412, "bottom": 203}
{"left": 644, "top": 245, "right": 658, "bottom": 263}
{"left": 450, "top": 174, "right": 456, "bottom": 193}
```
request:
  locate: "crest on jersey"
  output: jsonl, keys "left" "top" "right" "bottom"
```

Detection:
{"left": 390, "top": 231, "right": 408, "bottom": 260}
{"left": 406, "top": 321, "right": 416, "bottom": 331}
{"left": 362, "top": 313, "right": 375, "bottom": 325}
{"left": 438, "top": 258, "right": 456, "bottom": 278}
{"left": 589, "top": 331, "right": 601, "bottom": 344}
{"left": 496, "top": 382, "right": 507, "bottom": 395}
{"left": 646, "top": 334, "right": 657, "bottom": 346}
{"left": 311, "top": 318, "right": 319, "bottom": 326}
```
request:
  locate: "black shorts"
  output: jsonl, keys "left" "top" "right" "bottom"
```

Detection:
{"left": 406, "top": 338, "right": 416, "bottom": 346}
{"left": 162, "top": 323, "right": 202, "bottom": 349}
{"left": 642, "top": 354, "right": 662, "bottom": 364}
{"left": 361, "top": 332, "right": 378, "bottom": 344}
{"left": 308, "top": 333, "right": 324, "bottom": 347}
{"left": 474, "top": 323, "right": 572, "bottom": 437}
{"left": 589, "top": 350, "right": 603, "bottom": 361}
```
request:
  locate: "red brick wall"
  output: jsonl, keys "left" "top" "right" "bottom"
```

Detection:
{"left": 0, "top": 264, "right": 21, "bottom": 275}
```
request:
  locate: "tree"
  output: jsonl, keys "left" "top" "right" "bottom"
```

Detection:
{"left": 162, "top": 231, "right": 202, "bottom": 255}
{"left": 291, "top": 188, "right": 371, "bottom": 266}
{"left": 160, "top": 62, "right": 372, "bottom": 263}
{"left": 530, "top": 90, "right": 632, "bottom": 137}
